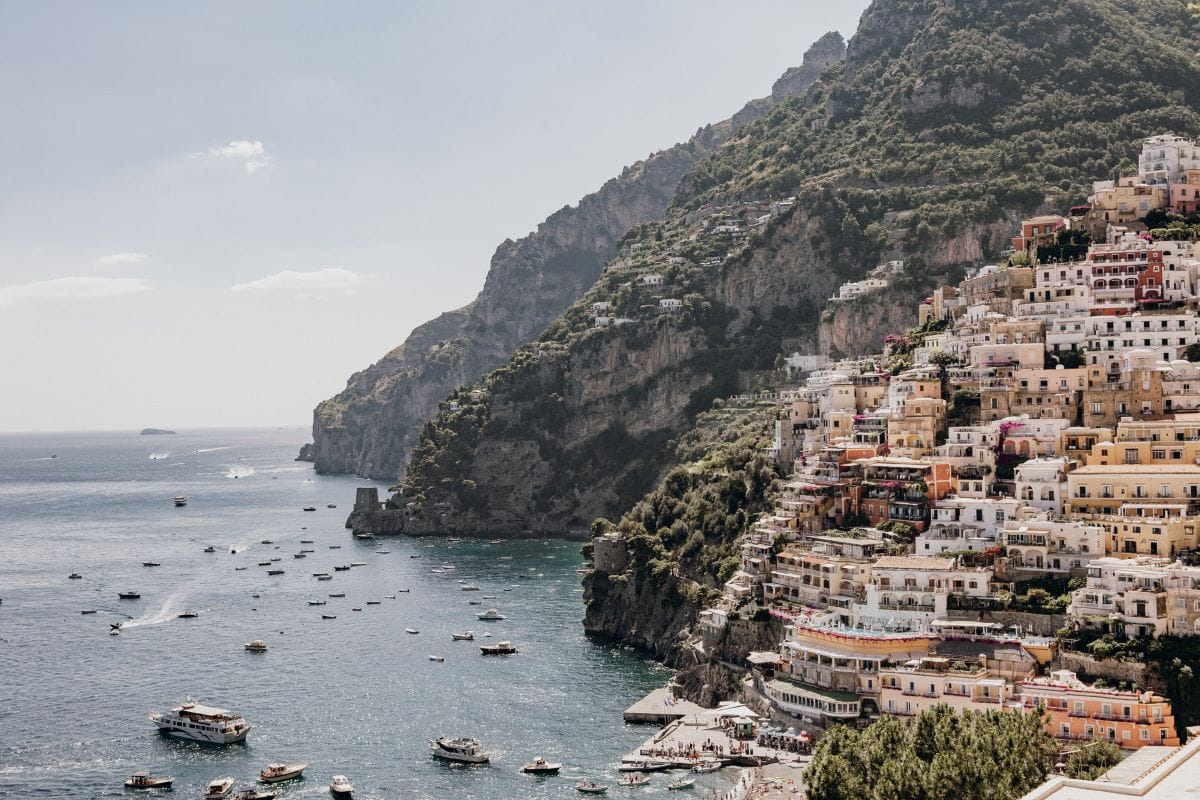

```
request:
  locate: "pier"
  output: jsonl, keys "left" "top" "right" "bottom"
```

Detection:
{"left": 623, "top": 687, "right": 705, "bottom": 723}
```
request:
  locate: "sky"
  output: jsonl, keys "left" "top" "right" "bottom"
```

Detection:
{"left": 0, "top": 0, "right": 871, "bottom": 433}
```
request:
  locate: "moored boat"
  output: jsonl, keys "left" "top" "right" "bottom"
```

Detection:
{"left": 244, "top": 640, "right": 268, "bottom": 652}
{"left": 480, "top": 641, "right": 517, "bottom": 655}
{"left": 477, "top": 608, "right": 505, "bottom": 620}
{"left": 119, "top": 591, "right": 141, "bottom": 600}
{"left": 125, "top": 771, "right": 174, "bottom": 789}
{"left": 231, "top": 788, "right": 276, "bottom": 800}
{"left": 667, "top": 777, "right": 695, "bottom": 790}
{"left": 521, "top": 757, "right": 562, "bottom": 774}
{"left": 692, "top": 760, "right": 721, "bottom": 774}
{"left": 619, "top": 774, "right": 651, "bottom": 786}
{"left": 576, "top": 780, "right": 608, "bottom": 794}
{"left": 259, "top": 762, "right": 307, "bottom": 783}
{"left": 68, "top": 572, "right": 82, "bottom": 579}
{"left": 150, "top": 700, "right": 250, "bottom": 744}
{"left": 204, "top": 776, "right": 236, "bottom": 798}
{"left": 174, "top": 496, "right": 188, "bottom": 507}
{"left": 429, "top": 736, "right": 490, "bottom": 763}
{"left": 451, "top": 631, "right": 474, "bottom": 641}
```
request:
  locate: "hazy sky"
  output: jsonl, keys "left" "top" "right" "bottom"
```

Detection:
{"left": 0, "top": 1, "right": 870, "bottom": 433}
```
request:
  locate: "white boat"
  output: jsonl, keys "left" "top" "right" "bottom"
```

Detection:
{"left": 429, "top": 655, "right": 445, "bottom": 662}
{"left": 204, "top": 777, "right": 236, "bottom": 798}
{"left": 329, "top": 775, "right": 354, "bottom": 796}
{"left": 576, "top": 780, "right": 608, "bottom": 794}
{"left": 451, "top": 631, "right": 474, "bottom": 641}
{"left": 692, "top": 760, "right": 721, "bottom": 774}
{"left": 430, "top": 736, "right": 490, "bottom": 763}
{"left": 349, "top": 561, "right": 366, "bottom": 567}
{"left": 619, "top": 774, "right": 651, "bottom": 786}
{"left": 125, "top": 772, "right": 175, "bottom": 789}
{"left": 150, "top": 701, "right": 250, "bottom": 744}
{"left": 461, "top": 584, "right": 480, "bottom": 591}
{"left": 405, "top": 628, "right": 419, "bottom": 634}
{"left": 259, "top": 762, "right": 306, "bottom": 783}
{"left": 667, "top": 778, "right": 695, "bottom": 790}
{"left": 521, "top": 757, "right": 562, "bottom": 774}
{"left": 231, "top": 788, "right": 276, "bottom": 800}
{"left": 477, "top": 609, "right": 505, "bottom": 620}
{"left": 174, "top": 496, "right": 188, "bottom": 507}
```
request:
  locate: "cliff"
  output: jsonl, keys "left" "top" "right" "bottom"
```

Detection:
{"left": 305, "top": 33, "right": 849, "bottom": 481}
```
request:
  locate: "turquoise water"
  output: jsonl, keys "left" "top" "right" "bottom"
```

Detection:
{"left": 0, "top": 429, "right": 733, "bottom": 798}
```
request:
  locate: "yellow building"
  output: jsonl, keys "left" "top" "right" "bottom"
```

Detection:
{"left": 1066, "top": 464, "right": 1200, "bottom": 516}
{"left": 887, "top": 397, "right": 947, "bottom": 459}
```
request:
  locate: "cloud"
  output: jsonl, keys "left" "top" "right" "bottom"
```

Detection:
{"left": 198, "top": 140, "right": 275, "bottom": 174}
{"left": 0, "top": 276, "right": 151, "bottom": 307}
{"left": 229, "top": 267, "right": 361, "bottom": 295}
{"left": 96, "top": 252, "right": 148, "bottom": 267}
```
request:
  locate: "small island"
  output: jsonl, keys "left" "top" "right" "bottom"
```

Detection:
{"left": 140, "top": 428, "right": 176, "bottom": 436}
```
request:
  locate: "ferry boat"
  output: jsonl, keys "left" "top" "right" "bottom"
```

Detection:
{"left": 521, "top": 757, "right": 562, "bottom": 774}
{"left": 204, "top": 777, "right": 235, "bottom": 798}
{"left": 174, "top": 496, "right": 188, "bottom": 507}
{"left": 575, "top": 780, "right": 608, "bottom": 793}
{"left": 429, "top": 736, "right": 490, "bottom": 763}
{"left": 125, "top": 771, "right": 175, "bottom": 789}
{"left": 329, "top": 775, "right": 354, "bottom": 796}
{"left": 259, "top": 762, "right": 307, "bottom": 783}
{"left": 477, "top": 609, "right": 505, "bottom": 621}
{"left": 480, "top": 641, "right": 517, "bottom": 655}
{"left": 244, "top": 640, "right": 268, "bottom": 653}
{"left": 149, "top": 701, "right": 251, "bottom": 744}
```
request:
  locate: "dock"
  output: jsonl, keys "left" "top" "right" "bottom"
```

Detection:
{"left": 623, "top": 687, "right": 705, "bottom": 724}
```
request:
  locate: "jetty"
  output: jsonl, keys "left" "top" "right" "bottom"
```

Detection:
{"left": 621, "top": 699, "right": 778, "bottom": 771}
{"left": 623, "top": 687, "right": 704, "bottom": 724}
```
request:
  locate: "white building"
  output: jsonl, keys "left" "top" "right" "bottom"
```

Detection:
{"left": 1139, "top": 133, "right": 1200, "bottom": 185}
{"left": 856, "top": 556, "right": 993, "bottom": 629}
{"left": 1015, "top": 457, "right": 1073, "bottom": 514}
{"left": 1001, "top": 517, "right": 1104, "bottom": 574}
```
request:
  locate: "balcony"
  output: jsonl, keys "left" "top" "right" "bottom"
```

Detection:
{"left": 878, "top": 602, "right": 936, "bottom": 612}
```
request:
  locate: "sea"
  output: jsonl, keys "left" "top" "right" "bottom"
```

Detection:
{"left": 0, "top": 428, "right": 741, "bottom": 799}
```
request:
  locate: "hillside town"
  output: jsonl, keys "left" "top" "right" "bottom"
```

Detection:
{"left": 597, "top": 134, "right": 1200, "bottom": 757}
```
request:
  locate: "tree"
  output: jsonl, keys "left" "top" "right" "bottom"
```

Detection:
{"left": 1063, "top": 742, "right": 1121, "bottom": 780}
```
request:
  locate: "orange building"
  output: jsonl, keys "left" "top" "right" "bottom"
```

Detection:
{"left": 1021, "top": 669, "right": 1178, "bottom": 749}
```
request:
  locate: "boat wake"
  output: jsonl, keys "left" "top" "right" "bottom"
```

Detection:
{"left": 224, "top": 465, "right": 254, "bottom": 479}
{"left": 148, "top": 452, "right": 169, "bottom": 460}
{"left": 123, "top": 591, "right": 186, "bottom": 629}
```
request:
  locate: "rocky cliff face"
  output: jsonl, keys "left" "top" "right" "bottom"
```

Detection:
{"left": 305, "top": 34, "right": 849, "bottom": 481}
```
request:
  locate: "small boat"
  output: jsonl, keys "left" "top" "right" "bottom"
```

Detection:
{"left": 385, "top": 594, "right": 396, "bottom": 599}
{"left": 376, "top": 549, "right": 390, "bottom": 554}
{"left": 667, "top": 778, "right": 695, "bottom": 790}
{"left": 231, "top": 788, "right": 276, "bottom": 800}
{"left": 619, "top": 774, "right": 651, "bottom": 786}
{"left": 477, "top": 609, "right": 505, "bottom": 620}
{"left": 353, "top": 532, "right": 374, "bottom": 540}
{"left": 451, "top": 631, "right": 474, "bottom": 641}
{"left": 429, "top": 655, "right": 444, "bottom": 662}
{"left": 299, "top": 539, "right": 313, "bottom": 543}
{"left": 366, "top": 600, "right": 381, "bottom": 605}
{"left": 405, "top": 628, "right": 419, "bottom": 634}
{"left": 576, "top": 780, "right": 608, "bottom": 794}
{"left": 312, "top": 572, "right": 330, "bottom": 577}
{"left": 329, "top": 545, "right": 342, "bottom": 549}
{"left": 308, "top": 600, "right": 326, "bottom": 606}
{"left": 177, "top": 611, "right": 198, "bottom": 619}
{"left": 81, "top": 609, "right": 97, "bottom": 614}
{"left": 326, "top": 504, "right": 337, "bottom": 509}
{"left": 251, "top": 593, "right": 260, "bottom": 598}
{"left": 269, "top": 557, "right": 281, "bottom": 562}
{"left": 205, "top": 777, "right": 236, "bottom": 798}
{"left": 329, "top": 592, "right": 345, "bottom": 598}
{"left": 461, "top": 584, "right": 480, "bottom": 591}
{"left": 267, "top": 569, "right": 284, "bottom": 576}
{"left": 480, "top": 641, "right": 517, "bottom": 655}
{"left": 317, "top": 574, "right": 333, "bottom": 581}
{"left": 329, "top": 774, "right": 353, "bottom": 796}
{"left": 244, "top": 640, "right": 268, "bottom": 652}
{"left": 142, "top": 561, "right": 161, "bottom": 567}
{"left": 302, "top": 507, "right": 316, "bottom": 512}
{"left": 321, "top": 614, "right": 336, "bottom": 620}
{"left": 618, "top": 761, "right": 671, "bottom": 773}
{"left": 410, "top": 554, "right": 420, "bottom": 558}
{"left": 489, "top": 538, "right": 504, "bottom": 544}
{"left": 261, "top": 540, "right": 273, "bottom": 544}
{"left": 292, "top": 553, "right": 306, "bottom": 559}
{"left": 522, "top": 757, "right": 562, "bottom": 775}
{"left": 259, "top": 762, "right": 307, "bottom": 783}
{"left": 68, "top": 572, "right": 82, "bottom": 579}
{"left": 397, "top": 588, "right": 410, "bottom": 593}
{"left": 258, "top": 561, "right": 272, "bottom": 566}
{"left": 118, "top": 591, "right": 141, "bottom": 600}
{"left": 125, "top": 771, "right": 175, "bottom": 789}
{"left": 430, "top": 736, "right": 490, "bottom": 763}
{"left": 352, "top": 607, "right": 362, "bottom": 611}
{"left": 349, "top": 562, "right": 366, "bottom": 567}
{"left": 174, "top": 496, "right": 188, "bottom": 507}
{"left": 235, "top": 566, "right": 248, "bottom": 571}
{"left": 468, "top": 600, "right": 482, "bottom": 605}
{"left": 203, "top": 546, "right": 216, "bottom": 553}
{"left": 110, "top": 628, "right": 120, "bottom": 635}
{"left": 333, "top": 565, "right": 351, "bottom": 571}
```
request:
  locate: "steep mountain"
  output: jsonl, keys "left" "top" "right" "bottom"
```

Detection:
{"left": 303, "top": 33, "right": 847, "bottom": 481}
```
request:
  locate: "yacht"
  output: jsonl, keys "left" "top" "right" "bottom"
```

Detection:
{"left": 174, "top": 496, "right": 188, "bottom": 507}
{"left": 521, "top": 757, "right": 562, "bottom": 774}
{"left": 244, "top": 640, "right": 268, "bottom": 652}
{"left": 477, "top": 609, "right": 505, "bottom": 621}
{"left": 204, "top": 777, "right": 236, "bottom": 798}
{"left": 125, "top": 772, "right": 175, "bottom": 789}
{"left": 329, "top": 775, "right": 354, "bottom": 796}
{"left": 575, "top": 780, "right": 608, "bottom": 794}
{"left": 451, "top": 631, "right": 474, "bottom": 641}
{"left": 259, "top": 762, "right": 307, "bottom": 783}
{"left": 480, "top": 641, "right": 517, "bottom": 655}
{"left": 149, "top": 701, "right": 251, "bottom": 743}
{"left": 429, "top": 736, "right": 490, "bottom": 763}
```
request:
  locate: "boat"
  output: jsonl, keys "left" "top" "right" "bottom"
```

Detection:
{"left": 261, "top": 540, "right": 273, "bottom": 544}
{"left": 468, "top": 600, "right": 482, "bottom": 605}
{"left": 321, "top": 614, "right": 336, "bottom": 620}
{"left": 353, "top": 607, "right": 362, "bottom": 611}
{"left": 317, "top": 575, "right": 333, "bottom": 581}
{"left": 258, "top": 561, "right": 272, "bottom": 566}
{"left": 480, "top": 641, "right": 517, "bottom": 655}
{"left": 244, "top": 640, "right": 268, "bottom": 652}
{"left": 125, "top": 771, "right": 175, "bottom": 789}
{"left": 461, "top": 584, "right": 480, "bottom": 591}
{"left": 477, "top": 609, "right": 505, "bottom": 620}
{"left": 177, "top": 611, "right": 198, "bottom": 619}
{"left": 326, "top": 504, "right": 337, "bottom": 509}
{"left": 312, "top": 572, "right": 330, "bottom": 577}
{"left": 692, "top": 760, "right": 721, "bottom": 774}
{"left": 308, "top": 600, "right": 326, "bottom": 606}
{"left": 352, "top": 532, "right": 374, "bottom": 540}
{"left": 329, "top": 545, "right": 342, "bottom": 549}
{"left": 397, "top": 588, "right": 410, "bottom": 593}
{"left": 366, "top": 600, "right": 381, "bottom": 605}
{"left": 267, "top": 569, "right": 284, "bottom": 576}
{"left": 576, "top": 780, "right": 608, "bottom": 794}
{"left": 299, "top": 539, "right": 313, "bottom": 543}
{"left": 204, "top": 546, "right": 217, "bottom": 553}
{"left": 349, "top": 561, "right": 366, "bottom": 567}
{"left": 329, "top": 775, "right": 354, "bottom": 796}
{"left": 204, "top": 777, "right": 236, "bottom": 798}
{"left": 333, "top": 565, "right": 351, "bottom": 571}
{"left": 68, "top": 572, "right": 82, "bottom": 579}
{"left": 142, "top": 561, "right": 161, "bottom": 567}
{"left": 235, "top": 566, "right": 248, "bottom": 571}
{"left": 429, "top": 736, "right": 490, "bottom": 763}
{"left": 149, "top": 700, "right": 251, "bottom": 744}
{"left": 385, "top": 594, "right": 396, "bottom": 599}
{"left": 521, "top": 757, "right": 562, "bottom": 775}
{"left": 618, "top": 761, "right": 671, "bottom": 773}
{"left": 119, "top": 591, "right": 141, "bottom": 600}
{"left": 667, "top": 778, "right": 695, "bottom": 790}
{"left": 110, "top": 628, "right": 120, "bottom": 635}
{"left": 302, "top": 507, "right": 316, "bottom": 512}
{"left": 259, "top": 762, "right": 307, "bottom": 783}
{"left": 292, "top": 553, "right": 306, "bottom": 559}
{"left": 376, "top": 549, "right": 390, "bottom": 554}
{"left": 410, "top": 554, "right": 420, "bottom": 558}
{"left": 81, "top": 609, "right": 97, "bottom": 614}
{"left": 329, "top": 592, "right": 345, "bottom": 598}
{"left": 405, "top": 628, "right": 419, "bottom": 634}
{"left": 269, "top": 557, "right": 281, "bottom": 562}
{"left": 619, "top": 774, "right": 651, "bottom": 786}
{"left": 231, "top": 788, "right": 276, "bottom": 800}
{"left": 174, "top": 496, "right": 188, "bottom": 507}
{"left": 451, "top": 631, "right": 474, "bottom": 641}
{"left": 429, "top": 655, "right": 444, "bottom": 662}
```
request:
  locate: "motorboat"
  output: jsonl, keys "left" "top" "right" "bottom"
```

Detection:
{"left": 174, "top": 496, "right": 188, "bottom": 507}
{"left": 451, "top": 631, "right": 474, "bottom": 641}
{"left": 259, "top": 762, "right": 307, "bottom": 783}
{"left": 68, "top": 572, "right": 82, "bottom": 579}
{"left": 480, "top": 641, "right": 517, "bottom": 655}
{"left": 177, "top": 611, "right": 198, "bottom": 619}
{"left": 477, "top": 609, "right": 505, "bottom": 620}
{"left": 349, "top": 561, "right": 366, "bottom": 567}
{"left": 618, "top": 760, "right": 671, "bottom": 772}
{"left": 329, "top": 592, "right": 345, "bottom": 598}
{"left": 405, "top": 628, "right": 419, "bottom": 634}
{"left": 576, "top": 780, "right": 608, "bottom": 794}
{"left": 521, "top": 757, "right": 562, "bottom": 774}
{"left": 317, "top": 575, "right": 333, "bottom": 581}
{"left": 81, "top": 609, "right": 97, "bottom": 614}
{"left": 461, "top": 584, "right": 480, "bottom": 591}
{"left": 126, "top": 772, "right": 174, "bottom": 789}
{"left": 258, "top": 561, "right": 272, "bottom": 566}
{"left": 204, "top": 546, "right": 217, "bottom": 553}
{"left": 619, "top": 774, "right": 651, "bottom": 786}
{"left": 326, "top": 504, "right": 337, "bottom": 509}
{"left": 667, "top": 778, "right": 695, "bottom": 790}
{"left": 118, "top": 591, "right": 141, "bottom": 600}
{"left": 142, "top": 561, "right": 161, "bottom": 567}
{"left": 308, "top": 600, "right": 326, "bottom": 606}
{"left": 429, "top": 655, "right": 445, "bottom": 662}
{"left": 312, "top": 572, "right": 330, "bottom": 577}
{"left": 692, "top": 760, "right": 721, "bottom": 774}
{"left": 261, "top": 540, "right": 273, "bottom": 544}
{"left": 150, "top": 701, "right": 251, "bottom": 744}
{"left": 329, "top": 774, "right": 354, "bottom": 796}
{"left": 231, "top": 788, "right": 276, "bottom": 800}
{"left": 385, "top": 594, "right": 396, "bottom": 599}
{"left": 302, "top": 507, "right": 316, "bottom": 512}
{"left": 235, "top": 566, "right": 248, "bottom": 571}
{"left": 321, "top": 614, "right": 336, "bottom": 620}
{"left": 365, "top": 600, "right": 381, "bottom": 605}
{"left": 267, "top": 569, "right": 284, "bottom": 575}
{"left": 244, "top": 640, "right": 268, "bottom": 652}
{"left": 397, "top": 588, "right": 410, "bottom": 593}
{"left": 429, "top": 736, "right": 490, "bottom": 763}
{"left": 204, "top": 777, "right": 236, "bottom": 798}
{"left": 333, "top": 565, "right": 351, "bottom": 571}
